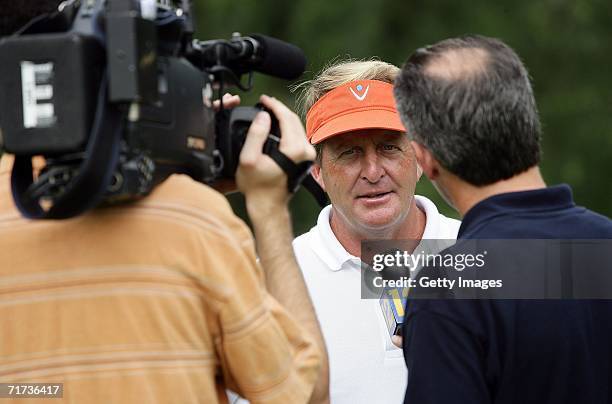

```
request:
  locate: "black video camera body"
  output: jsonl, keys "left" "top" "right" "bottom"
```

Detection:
{"left": 0, "top": 0, "right": 316, "bottom": 219}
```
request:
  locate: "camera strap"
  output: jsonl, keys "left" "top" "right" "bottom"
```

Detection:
{"left": 301, "top": 174, "right": 329, "bottom": 207}
{"left": 11, "top": 75, "right": 125, "bottom": 219}
{"left": 266, "top": 147, "right": 329, "bottom": 207}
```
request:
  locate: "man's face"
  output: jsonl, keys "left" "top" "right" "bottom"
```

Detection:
{"left": 314, "top": 129, "right": 419, "bottom": 233}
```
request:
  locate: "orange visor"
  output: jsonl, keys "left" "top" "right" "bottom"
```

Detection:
{"left": 305, "top": 79, "right": 406, "bottom": 144}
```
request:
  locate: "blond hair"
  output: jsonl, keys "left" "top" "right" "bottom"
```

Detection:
{"left": 292, "top": 58, "right": 400, "bottom": 118}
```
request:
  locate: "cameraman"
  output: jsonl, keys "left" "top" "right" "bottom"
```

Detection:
{"left": 0, "top": 2, "right": 329, "bottom": 403}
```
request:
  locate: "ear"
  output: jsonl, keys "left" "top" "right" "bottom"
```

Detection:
{"left": 311, "top": 162, "right": 326, "bottom": 192}
{"left": 408, "top": 139, "right": 424, "bottom": 180}
{"left": 410, "top": 141, "right": 440, "bottom": 181}
{"left": 416, "top": 163, "right": 423, "bottom": 180}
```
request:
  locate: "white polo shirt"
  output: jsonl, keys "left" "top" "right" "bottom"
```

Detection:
{"left": 293, "top": 195, "right": 461, "bottom": 404}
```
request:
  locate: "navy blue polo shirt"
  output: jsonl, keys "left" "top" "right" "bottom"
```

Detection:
{"left": 403, "top": 185, "right": 612, "bottom": 404}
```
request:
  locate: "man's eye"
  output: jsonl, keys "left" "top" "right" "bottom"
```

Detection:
{"left": 382, "top": 144, "right": 400, "bottom": 151}
{"left": 339, "top": 148, "right": 356, "bottom": 157}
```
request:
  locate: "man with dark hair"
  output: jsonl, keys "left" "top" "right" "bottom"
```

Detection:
{"left": 0, "top": 3, "right": 329, "bottom": 403}
{"left": 394, "top": 35, "right": 542, "bottom": 190}
{"left": 394, "top": 35, "right": 612, "bottom": 404}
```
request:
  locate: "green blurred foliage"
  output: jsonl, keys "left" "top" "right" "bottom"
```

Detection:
{"left": 195, "top": 0, "right": 612, "bottom": 235}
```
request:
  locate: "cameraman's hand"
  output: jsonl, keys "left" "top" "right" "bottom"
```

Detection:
{"left": 236, "top": 95, "right": 315, "bottom": 214}
{"left": 212, "top": 93, "right": 241, "bottom": 111}
{"left": 211, "top": 94, "right": 241, "bottom": 194}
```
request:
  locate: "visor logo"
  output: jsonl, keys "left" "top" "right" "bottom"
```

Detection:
{"left": 349, "top": 84, "right": 370, "bottom": 101}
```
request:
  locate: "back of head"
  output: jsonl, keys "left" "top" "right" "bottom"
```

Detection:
{"left": 394, "top": 35, "right": 541, "bottom": 186}
{"left": 0, "top": 0, "right": 63, "bottom": 37}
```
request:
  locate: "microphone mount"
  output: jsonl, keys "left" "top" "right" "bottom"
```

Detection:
{"left": 190, "top": 33, "right": 256, "bottom": 92}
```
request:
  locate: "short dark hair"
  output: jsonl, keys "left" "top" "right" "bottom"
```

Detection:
{"left": 0, "top": 0, "right": 62, "bottom": 37}
{"left": 394, "top": 35, "right": 541, "bottom": 186}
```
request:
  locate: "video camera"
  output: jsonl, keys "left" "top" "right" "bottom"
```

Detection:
{"left": 0, "top": 0, "right": 326, "bottom": 219}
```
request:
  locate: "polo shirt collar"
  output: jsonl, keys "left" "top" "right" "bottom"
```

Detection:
{"left": 458, "top": 184, "right": 575, "bottom": 238}
{"left": 313, "top": 205, "right": 359, "bottom": 271}
{"left": 415, "top": 195, "right": 443, "bottom": 240}
{"left": 312, "top": 195, "right": 441, "bottom": 272}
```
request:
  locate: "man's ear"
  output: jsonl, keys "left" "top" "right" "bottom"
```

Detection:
{"left": 311, "top": 162, "right": 326, "bottom": 192}
{"left": 410, "top": 141, "right": 440, "bottom": 181}
{"left": 416, "top": 163, "right": 424, "bottom": 180}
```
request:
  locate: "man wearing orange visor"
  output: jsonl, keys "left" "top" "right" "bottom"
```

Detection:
{"left": 292, "top": 60, "right": 460, "bottom": 404}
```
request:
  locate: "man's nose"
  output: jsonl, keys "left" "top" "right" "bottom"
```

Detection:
{"left": 361, "top": 151, "right": 385, "bottom": 183}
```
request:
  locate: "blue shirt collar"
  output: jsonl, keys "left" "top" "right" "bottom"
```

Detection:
{"left": 458, "top": 184, "right": 575, "bottom": 238}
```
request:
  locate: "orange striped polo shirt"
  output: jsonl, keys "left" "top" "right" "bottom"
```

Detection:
{"left": 0, "top": 155, "right": 320, "bottom": 403}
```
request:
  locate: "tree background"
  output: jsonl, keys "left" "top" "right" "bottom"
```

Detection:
{"left": 195, "top": 0, "right": 612, "bottom": 235}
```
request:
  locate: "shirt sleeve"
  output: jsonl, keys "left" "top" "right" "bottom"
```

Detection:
{"left": 209, "top": 223, "right": 321, "bottom": 404}
{"left": 402, "top": 306, "right": 490, "bottom": 404}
